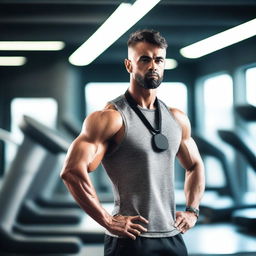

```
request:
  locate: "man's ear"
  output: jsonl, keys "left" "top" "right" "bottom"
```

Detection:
{"left": 124, "top": 59, "right": 132, "bottom": 73}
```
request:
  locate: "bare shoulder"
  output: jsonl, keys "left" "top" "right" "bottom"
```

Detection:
{"left": 82, "top": 105, "right": 122, "bottom": 143}
{"left": 169, "top": 107, "right": 191, "bottom": 138}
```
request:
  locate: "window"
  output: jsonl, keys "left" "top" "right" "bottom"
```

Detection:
{"left": 245, "top": 66, "right": 256, "bottom": 106}
{"left": 199, "top": 74, "right": 234, "bottom": 188}
{"left": 245, "top": 66, "right": 256, "bottom": 135}
{"left": 245, "top": 67, "right": 256, "bottom": 192}
{"left": 202, "top": 74, "right": 234, "bottom": 138}
{"left": 85, "top": 83, "right": 128, "bottom": 115}
{"left": 5, "top": 98, "right": 58, "bottom": 170}
{"left": 156, "top": 82, "right": 187, "bottom": 113}
{"left": 85, "top": 82, "right": 187, "bottom": 115}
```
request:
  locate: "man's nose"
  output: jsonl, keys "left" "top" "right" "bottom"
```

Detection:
{"left": 149, "top": 60, "right": 157, "bottom": 71}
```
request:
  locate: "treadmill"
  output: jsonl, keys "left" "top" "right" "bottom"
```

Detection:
{"left": 191, "top": 133, "right": 240, "bottom": 222}
{"left": 35, "top": 116, "right": 114, "bottom": 210}
{"left": 218, "top": 127, "right": 256, "bottom": 232}
{"left": 0, "top": 116, "right": 82, "bottom": 254}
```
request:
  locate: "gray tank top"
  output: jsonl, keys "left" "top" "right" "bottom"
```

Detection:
{"left": 102, "top": 94, "right": 182, "bottom": 237}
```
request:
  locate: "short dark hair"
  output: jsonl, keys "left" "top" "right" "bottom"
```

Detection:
{"left": 127, "top": 29, "right": 168, "bottom": 49}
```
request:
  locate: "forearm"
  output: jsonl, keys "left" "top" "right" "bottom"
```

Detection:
{"left": 61, "top": 169, "right": 111, "bottom": 229}
{"left": 184, "top": 161, "right": 205, "bottom": 208}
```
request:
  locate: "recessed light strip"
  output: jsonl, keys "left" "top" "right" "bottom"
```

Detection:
{"left": 0, "top": 41, "right": 65, "bottom": 51}
{"left": 180, "top": 18, "right": 256, "bottom": 59}
{"left": 69, "top": 0, "right": 161, "bottom": 66}
{"left": 0, "top": 56, "right": 27, "bottom": 66}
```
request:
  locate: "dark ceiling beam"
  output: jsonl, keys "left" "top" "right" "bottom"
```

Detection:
{"left": 0, "top": 0, "right": 118, "bottom": 4}
{"left": 1, "top": 0, "right": 256, "bottom": 5}
{"left": 162, "top": 0, "right": 256, "bottom": 5}
{"left": 141, "top": 6, "right": 256, "bottom": 27}
{"left": 0, "top": 17, "right": 103, "bottom": 24}
{"left": 0, "top": 24, "right": 98, "bottom": 41}
{"left": 0, "top": 4, "right": 255, "bottom": 26}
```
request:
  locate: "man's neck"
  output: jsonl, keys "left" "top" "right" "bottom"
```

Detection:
{"left": 128, "top": 86, "right": 157, "bottom": 110}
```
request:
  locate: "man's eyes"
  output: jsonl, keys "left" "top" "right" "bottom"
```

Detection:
{"left": 140, "top": 57, "right": 151, "bottom": 62}
{"left": 156, "top": 58, "right": 164, "bottom": 63}
{"left": 140, "top": 57, "right": 164, "bottom": 63}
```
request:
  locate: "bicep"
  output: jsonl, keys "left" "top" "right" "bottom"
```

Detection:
{"left": 62, "top": 109, "right": 122, "bottom": 176}
{"left": 177, "top": 137, "right": 202, "bottom": 171}
{"left": 62, "top": 135, "right": 107, "bottom": 176}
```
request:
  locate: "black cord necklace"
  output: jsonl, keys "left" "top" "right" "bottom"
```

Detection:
{"left": 124, "top": 90, "right": 169, "bottom": 152}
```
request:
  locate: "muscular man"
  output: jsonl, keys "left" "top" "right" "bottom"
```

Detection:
{"left": 61, "top": 29, "right": 205, "bottom": 256}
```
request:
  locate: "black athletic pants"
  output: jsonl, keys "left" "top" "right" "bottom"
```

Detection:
{"left": 104, "top": 234, "right": 188, "bottom": 256}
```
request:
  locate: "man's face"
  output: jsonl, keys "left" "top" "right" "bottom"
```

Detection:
{"left": 126, "top": 42, "right": 166, "bottom": 89}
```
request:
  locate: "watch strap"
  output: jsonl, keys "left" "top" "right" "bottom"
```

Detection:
{"left": 185, "top": 206, "right": 199, "bottom": 218}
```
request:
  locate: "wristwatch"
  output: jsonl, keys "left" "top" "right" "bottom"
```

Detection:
{"left": 185, "top": 206, "right": 199, "bottom": 218}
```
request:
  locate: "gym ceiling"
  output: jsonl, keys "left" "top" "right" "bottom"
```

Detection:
{"left": 1, "top": 0, "right": 256, "bottom": 68}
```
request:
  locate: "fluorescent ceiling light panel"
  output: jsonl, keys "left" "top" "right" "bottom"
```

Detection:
{"left": 69, "top": 0, "right": 161, "bottom": 66}
{"left": 0, "top": 56, "right": 27, "bottom": 66}
{"left": 165, "top": 58, "right": 178, "bottom": 70}
{"left": 0, "top": 41, "right": 65, "bottom": 51}
{"left": 180, "top": 18, "right": 256, "bottom": 59}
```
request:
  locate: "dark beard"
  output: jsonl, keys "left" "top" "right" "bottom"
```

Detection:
{"left": 135, "top": 71, "right": 163, "bottom": 89}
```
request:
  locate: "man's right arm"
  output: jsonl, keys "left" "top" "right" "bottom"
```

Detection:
{"left": 60, "top": 109, "right": 148, "bottom": 239}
